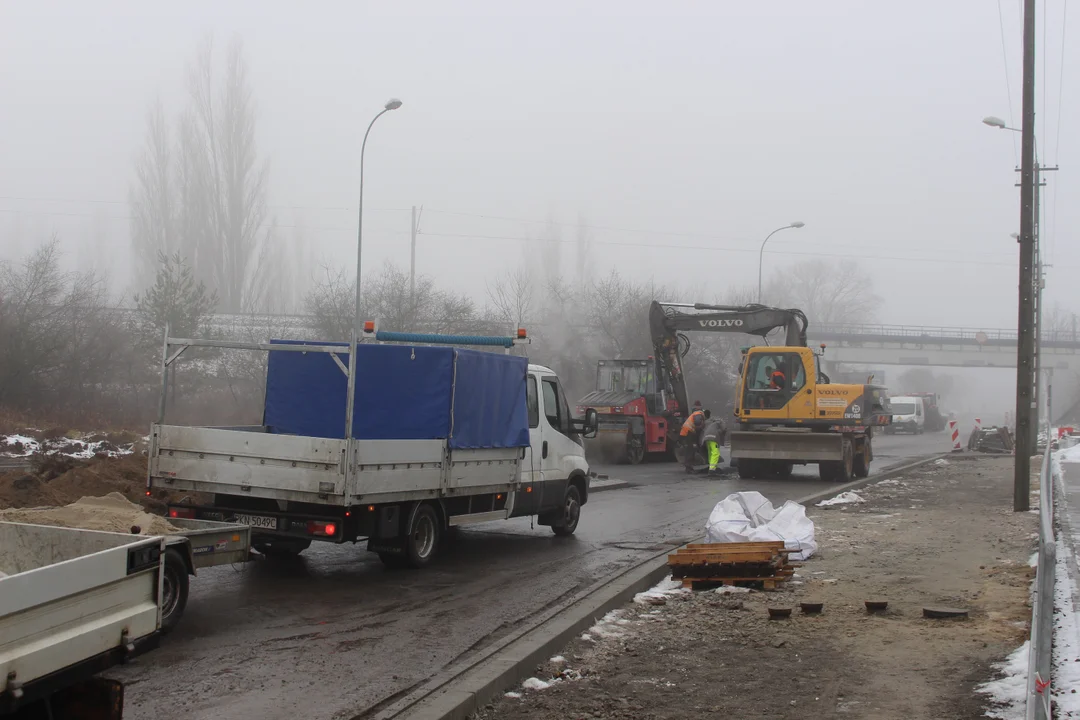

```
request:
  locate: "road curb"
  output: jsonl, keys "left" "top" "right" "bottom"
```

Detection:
{"left": 381, "top": 452, "right": 946, "bottom": 720}
{"left": 588, "top": 479, "right": 629, "bottom": 493}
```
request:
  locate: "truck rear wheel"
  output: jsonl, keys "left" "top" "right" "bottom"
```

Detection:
{"left": 552, "top": 484, "right": 582, "bottom": 536}
{"left": 853, "top": 438, "right": 871, "bottom": 478}
{"left": 161, "top": 548, "right": 190, "bottom": 633}
{"left": 404, "top": 503, "right": 441, "bottom": 568}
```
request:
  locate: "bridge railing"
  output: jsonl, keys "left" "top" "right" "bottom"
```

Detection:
{"left": 813, "top": 323, "right": 1080, "bottom": 345}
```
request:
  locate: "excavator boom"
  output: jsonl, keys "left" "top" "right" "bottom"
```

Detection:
{"left": 648, "top": 300, "right": 809, "bottom": 421}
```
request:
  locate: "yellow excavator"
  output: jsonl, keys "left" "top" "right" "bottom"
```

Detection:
{"left": 649, "top": 301, "right": 892, "bottom": 481}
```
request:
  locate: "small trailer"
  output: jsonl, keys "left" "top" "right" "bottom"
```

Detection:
{"left": 0, "top": 522, "right": 164, "bottom": 719}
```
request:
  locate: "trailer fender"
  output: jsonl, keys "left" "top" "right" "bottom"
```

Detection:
{"left": 164, "top": 536, "right": 196, "bottom": 576}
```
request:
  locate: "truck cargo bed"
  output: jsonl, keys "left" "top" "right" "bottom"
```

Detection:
{"left": 150, "top": 424, "right": 521, "bottom": 506}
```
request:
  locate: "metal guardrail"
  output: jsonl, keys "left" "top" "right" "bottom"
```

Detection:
{"left": 1027, "top": 442, "right": 1056, "bottom": 720}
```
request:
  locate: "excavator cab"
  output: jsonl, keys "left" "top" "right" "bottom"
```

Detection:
{"left": 739, "top": 347, "right": 815, "bottom": 419}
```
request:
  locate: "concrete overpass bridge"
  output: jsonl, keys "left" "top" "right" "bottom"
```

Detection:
{"left": 807, "top": 322, "right": 1080, "bottom": 422}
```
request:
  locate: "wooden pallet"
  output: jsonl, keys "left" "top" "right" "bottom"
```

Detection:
{"left": 668, "top": 541, "right": 799, "bottom": 591}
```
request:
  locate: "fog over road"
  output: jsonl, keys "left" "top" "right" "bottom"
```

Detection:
{"left": 110, "top": 431, "right": 950, "bottom": 720}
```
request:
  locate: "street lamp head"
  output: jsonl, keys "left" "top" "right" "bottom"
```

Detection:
{"left": 385, "top": 99, "right": 403, "bottom": 111}
{"left": 790, "top": 221, "right": 805, "bottom": 229}
{"left": 982, "top": 116, "right": 1007, "bottom": 129}
{"left": 1011, "top": 232, "right": 1020, "bottom": 240}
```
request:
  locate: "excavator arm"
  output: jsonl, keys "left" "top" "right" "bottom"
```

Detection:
{"left": 648, "top": 301, "right": 809, "bottom": 422}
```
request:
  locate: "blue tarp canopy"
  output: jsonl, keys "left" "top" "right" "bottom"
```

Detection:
{"left": 263, "top": 341, "right": 529, "bottom": 449}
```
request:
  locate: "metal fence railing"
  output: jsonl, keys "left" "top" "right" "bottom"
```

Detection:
{"left": 1027, "top": 441, "right": 1056, "bottom": 720}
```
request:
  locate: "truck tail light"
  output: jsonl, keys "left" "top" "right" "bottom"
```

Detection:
{"left": 307, "top": 521, "right": 337, "bottom": 537}
{"left": 168, "top": 507, "right": 196, "bottom": 520}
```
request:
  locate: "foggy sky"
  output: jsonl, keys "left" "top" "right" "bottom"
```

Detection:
{"left": 1, "top": 0, "right": 1076, "bottom": 329}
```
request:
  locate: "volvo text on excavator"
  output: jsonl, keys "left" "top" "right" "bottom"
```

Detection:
{"left": 649, "top": 301, "right": 892, "bottom": 481}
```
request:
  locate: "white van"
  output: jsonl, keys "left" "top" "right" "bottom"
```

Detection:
{"left": 886, "top": 395, "right": 925, "bottom": 435}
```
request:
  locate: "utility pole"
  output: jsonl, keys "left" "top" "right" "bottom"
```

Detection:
{"left": 1013, "top": 0, "right": 1037, "bottom": 512}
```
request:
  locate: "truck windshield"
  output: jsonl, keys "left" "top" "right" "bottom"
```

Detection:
{"left": 892, "top": 402, "right": 916, "bottom": 414}
{"left": 597, "top": 364, "right": 655, "bottom": 394}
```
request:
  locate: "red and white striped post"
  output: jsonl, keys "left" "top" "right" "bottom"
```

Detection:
{"left": 949, "top": 420, "right": 962, "bottom": 452}
{"left": 975, "top": 417, "right": 983, "bottom": 435}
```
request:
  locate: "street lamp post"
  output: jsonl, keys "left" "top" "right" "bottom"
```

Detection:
{"left": 757, "top": 222, "right": 805, "bottom": 303}
{"left": 344, "top": 99, "right": 402, "bottom": 440}
{"left": 983, "top": 115, "right": 1056, "bottom": 452}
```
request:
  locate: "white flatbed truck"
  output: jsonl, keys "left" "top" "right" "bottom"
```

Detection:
{"left": 150, "top": 327, "right": 598, "bottom": 567}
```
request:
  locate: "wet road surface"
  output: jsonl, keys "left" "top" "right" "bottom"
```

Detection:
{"left": 110, "top": 432, "right": 949, "bottom": 720}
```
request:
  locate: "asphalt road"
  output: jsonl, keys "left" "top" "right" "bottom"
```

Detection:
{"left": 110, "top": 431, "right": 950, "bottom": 720}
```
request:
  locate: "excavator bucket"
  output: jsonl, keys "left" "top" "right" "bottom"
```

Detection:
{"left": 730, "top": 430, "right": 844, "bottom": 462}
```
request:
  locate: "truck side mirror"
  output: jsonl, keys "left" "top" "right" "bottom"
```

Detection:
{"left": 584, "top": 408, "right": 599, "bottom": 439}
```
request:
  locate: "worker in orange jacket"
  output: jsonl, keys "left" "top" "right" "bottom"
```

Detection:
{"left": 679, "top": 401, "right": 706, "bottom": 472}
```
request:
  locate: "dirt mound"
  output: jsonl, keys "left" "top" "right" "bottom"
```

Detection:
{"left": 0, "top": 472, "right": 63, "bottom": 509}
{"left": 0, "top": 453, "right": 208, "bottom": 514}
{"left": 0, "top": 492, "right": 181, "bottom": 535}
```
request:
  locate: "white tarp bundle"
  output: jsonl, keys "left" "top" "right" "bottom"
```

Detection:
{"left": 704, "top": 491, "right": 817, "bottom": 561}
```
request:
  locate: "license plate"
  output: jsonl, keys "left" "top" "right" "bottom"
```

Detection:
{"left": 234, "top": 514, "right": 277, "bottom": 529}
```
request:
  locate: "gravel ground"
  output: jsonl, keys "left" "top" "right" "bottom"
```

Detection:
{"left": 474, "top": 456, "right": 1038, "bottom": 720}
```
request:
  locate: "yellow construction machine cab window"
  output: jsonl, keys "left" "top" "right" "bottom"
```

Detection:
{"left": 742, "top": 348, "right": 810, "bottom": 412}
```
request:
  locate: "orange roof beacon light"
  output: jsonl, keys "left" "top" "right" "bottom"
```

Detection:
{"left": 363, "top": 320, "right": 376, "bottom": 333}
{"left": 517, "top": 328, "right": 527, "bottom": 339}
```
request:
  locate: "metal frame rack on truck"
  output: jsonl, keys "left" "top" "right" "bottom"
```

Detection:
{"left": 1, "top": 523, "right": 164, "bottom": 719}
{"left": 149, "top": 324, "right": 598, "bottom": 569}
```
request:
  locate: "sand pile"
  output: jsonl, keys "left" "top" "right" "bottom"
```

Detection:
{"left": 0, "top": 492, "right": 181, "bottom": 535}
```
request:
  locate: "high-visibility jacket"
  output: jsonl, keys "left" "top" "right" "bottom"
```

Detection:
{"left": 680, "top": 410, "right": 704, "bottom": 436}
{"left": 770, "top": 370, "right": 787, "bottom": 389}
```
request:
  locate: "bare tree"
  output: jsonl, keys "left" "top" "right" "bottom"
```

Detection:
{"left": 486, "top": 266, "right": 536, "bottom": 331}
{"left": 304, "top": 266, "right": 355, "bottom": 342}
{"left": 129, "top": 35, "right": 275, "bottom": 313}
{"left": 0, "top": 238, "right": 123, "bottom": 419}
{"left": 764, "top": 259, "right": 882, "bottom": 327}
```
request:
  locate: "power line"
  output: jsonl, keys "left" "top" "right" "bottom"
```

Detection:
{"left": 1054, "top": 0, "right": 1069, "bottom": 163}
{"left": 0, "top": 194, "right": 408, "bottom": 214}
{"left": 999, "top": 0, "right": 1022, "bottom": 166}
{"left": 417, "top": 230, "right": 1024, "bottom": 268}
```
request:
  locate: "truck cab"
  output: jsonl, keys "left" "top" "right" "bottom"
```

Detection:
{"left": 885, "top": 395, "right": 925, "bottom": 434}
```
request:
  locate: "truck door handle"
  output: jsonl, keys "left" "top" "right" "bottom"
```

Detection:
{"left": 542, "top": 441, "right": 549, "bottom": 459}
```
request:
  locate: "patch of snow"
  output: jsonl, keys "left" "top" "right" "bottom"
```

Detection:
{"left": 0, "top": 433, "right": 135, "bottom": 459}
{"left": 876, "top": 478, "right": 901, "bottom": 486}
{"left": 1029, "top": 552, "right": 1039, "bottom": 568}
{"left": 976, "top": 640, "right": 1029, "bottom": 719}
{"left": 587, "top": 609, "right": 631, "bottom": 639}
{"left": 816, "top": 492, "right": 865, "bottom": 507}
{"left": 522, "top": 677, "right": 553, "bottom": 691}
{"left": 1052, "top": 538, "right": 1080, "bottom": 716}
{"left": 2, "top": 435, "right": 40, "bottom": 456}
{"left": 714, "top": 586, "right": 751, "bottom": 595}
{"left": 504, "top": 691, "right": 522, "bottom": 699}
{"left": 1056, "top": 445, "right": 1080, "bottom": 464}
{"left": 580, "top": 633, "right": 593, "bottom": 642}
{"left": 633, "top": 575, "right": 688, "bottom": 605}
{"left": 549, "top": 655, "right": 566, "bottom": 664}
{"left": 934, "top": 458, "right": 950, "bottom": 466}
